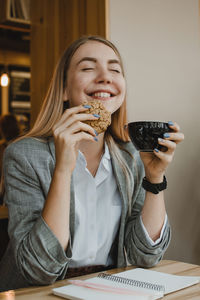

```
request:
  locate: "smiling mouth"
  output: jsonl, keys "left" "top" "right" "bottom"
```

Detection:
{"left": 88, "top": 92, "right": 114, "bottom": 99}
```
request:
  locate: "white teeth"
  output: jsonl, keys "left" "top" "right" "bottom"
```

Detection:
{"left": 93, "top": 92, "right": 111, "bottom": 98}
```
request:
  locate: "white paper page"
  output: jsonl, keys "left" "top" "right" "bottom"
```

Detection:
{"left": 115, "top": 268, "right": 200, "bottom": 294}
{"left": 88, "top": 277, "right": 162, "bottom": 299}
{"left": 53, "top": 283, "right": 160, "bottom": 300}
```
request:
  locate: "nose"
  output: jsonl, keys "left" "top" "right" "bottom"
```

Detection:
{"left": 95, "top": 67, "right": 112, "bottom": 84}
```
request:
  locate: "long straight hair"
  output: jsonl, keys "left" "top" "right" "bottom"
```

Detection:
{"left": 4, "top": 36, "right": 136, "bottom": 214}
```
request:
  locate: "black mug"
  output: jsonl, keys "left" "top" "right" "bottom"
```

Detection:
{"left": 128, "top": 121, "right": 173, "bottom": 152}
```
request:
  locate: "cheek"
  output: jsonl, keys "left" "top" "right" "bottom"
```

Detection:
{"left": 71, "top": 75, "right": 87, "bottom": 94}
{"left": 117, "top": 80, "right": 126, "bottom": 105}
{"left": 120, "top": 79, "right": 126, "bottom": 97}
{"left": 66, "top": 77, "right": 84, "bottom": 101}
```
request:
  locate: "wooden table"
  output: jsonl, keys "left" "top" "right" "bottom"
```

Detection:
{"left": 0, "top": 260, "right": 200, "bottom": 299}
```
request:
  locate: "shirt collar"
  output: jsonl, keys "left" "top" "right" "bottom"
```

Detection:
{"left": 78, "top": 142, "right": 110, "bottom": 166}
{"left": 104, "top": 142, "right": 110, "bottom": 161}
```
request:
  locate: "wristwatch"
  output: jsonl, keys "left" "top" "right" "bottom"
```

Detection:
{"left": 142, "top": 176, "right": 167, "bottom": 194}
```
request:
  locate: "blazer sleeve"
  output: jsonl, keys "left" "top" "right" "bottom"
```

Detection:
{"left": 124, "top": 149, "right": 171, "bottom": 268}
{"left": 3, "top": 140, "right": 72, "bottom": 285}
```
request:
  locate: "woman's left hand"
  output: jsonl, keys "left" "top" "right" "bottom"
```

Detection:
{"left": 140, "top": 122, "right": 184, "bottom": 182}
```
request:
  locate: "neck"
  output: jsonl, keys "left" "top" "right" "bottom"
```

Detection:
{"left": 78, "top": 133, "right": 105, "bottom": 177}
{"left": 79, "top": 133, "right": 105, "bottom": 160}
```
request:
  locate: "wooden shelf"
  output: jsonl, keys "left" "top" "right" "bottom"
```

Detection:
{"left": 0, "top": 206, "right": 8, "bottom": 219}
{"left": 0, "top": 0, "right": 30, "bottom": 31}
{"left": 0, "top": 22, "right": 30, "bottom": 32}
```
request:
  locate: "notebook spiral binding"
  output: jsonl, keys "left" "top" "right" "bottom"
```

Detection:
{"left": 98, "top": 273, "right": 165, "bottom": 292}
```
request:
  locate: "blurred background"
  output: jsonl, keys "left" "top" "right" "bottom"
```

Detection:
{"left": 0, "top": 0, "right": 200, "bottom": 265}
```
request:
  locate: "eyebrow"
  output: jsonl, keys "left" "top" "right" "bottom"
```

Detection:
{"left": 77, "top": 57, "right": 121, "bottom": 66}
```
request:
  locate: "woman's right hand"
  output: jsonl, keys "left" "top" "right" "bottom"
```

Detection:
{"left": 52, "top": 104, "right": 99, "bottom": 174}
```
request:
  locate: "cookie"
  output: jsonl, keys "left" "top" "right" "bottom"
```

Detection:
{"left": 83, "top": 100, "right": 111, "bottom": 134}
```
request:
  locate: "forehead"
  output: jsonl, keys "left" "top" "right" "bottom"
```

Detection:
{"left": 71, "top": 41, "right": 120, "bottom": 65}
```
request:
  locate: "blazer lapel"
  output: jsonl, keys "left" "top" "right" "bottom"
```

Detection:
{"left": 47, "top": 137, "right": 75, "bottom": 244}
{"left": 110, "top": 151, "right": 129, "bottom": 267}
{"left": 110, "top": 153, "right": 128, "bottom": 216}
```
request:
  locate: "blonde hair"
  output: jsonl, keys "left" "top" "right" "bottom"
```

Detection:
{"left": 7, "top": 36, "right": 135, "bottom": 214}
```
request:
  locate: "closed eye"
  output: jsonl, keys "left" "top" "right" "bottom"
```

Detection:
{"left": 82, "top": 68, "right": 94, "bottom": 71}
{"left": 110, "top": 69, "right": 121, "bottom": 73}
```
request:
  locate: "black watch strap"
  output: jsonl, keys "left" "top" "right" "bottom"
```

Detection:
{"left": 142, "top": 176, "right": 167, "bottom": 194}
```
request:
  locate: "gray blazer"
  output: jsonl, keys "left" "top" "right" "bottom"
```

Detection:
{"left": 0, "top": 137, "right": 171, "bottom": 291}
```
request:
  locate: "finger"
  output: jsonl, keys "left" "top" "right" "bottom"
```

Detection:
{"left": 163, "top": 132, "right": 184, "bottom": 144}
{"left": 153, "top": 148, "right": 174, "bottom": 166}
{"left": 55, "top": 113, "right": 100, "bottom": 132}
{"left": 61, "top": 121, "right": 98, "bottom": 137}
{"left": 158, "top": 138, "right": 176, "bottom": 154}
{"left": 165, "top": 121, "right": 184, "bottom": 143}
{"left": 71, "top": 131, "right": 99, "bottom": 144}
{"left": 63, "top": 104, "right": 91, "bottom": 116}
{"left": 55, "top": 104, "right": 92, "bottom": 128}
{"left": 54, "top": 125, "right": 98, "bottom": 147}
{"left": 167, "top": 121, "right": 180, "bottom": 133}
{"left": 53, "top": 111, "right": 100, "bottom": 133}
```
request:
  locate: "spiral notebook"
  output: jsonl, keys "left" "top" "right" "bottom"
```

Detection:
{"left": 52, "top": 268, "right": 200, "bottom": 300}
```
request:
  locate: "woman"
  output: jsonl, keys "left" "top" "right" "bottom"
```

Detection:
{"left": 0, "top": 36, "right": 184, "bottom": 291}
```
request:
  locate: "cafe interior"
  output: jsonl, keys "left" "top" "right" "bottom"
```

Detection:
{"left": 0, "top": 0, "right": 108, "bottom": 257}
{"left": 0, "top": 0, "right": 200, "bottom": 298}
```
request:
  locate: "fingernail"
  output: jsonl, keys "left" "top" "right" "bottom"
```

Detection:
{"left": 164, "top": 133, "right": 170, "bottom": 138}
{"left": 154, "top": 148, "right": 159, "bottom": 153}
{"left": 83, "top": 105, "right": 91, "bottom": 108}
{"left": 94, "top": 130, "right": 98, "bottom": 136}
{"left": 168, "top": 121, "right": 174, "bottom": 126}
{"left": 158, "top": 138, "right": 164, "bottom": 142}
{"left": 93, "top": 114, "right": 100, "bottom": 118}
{"left": 94, "top": 137, "right": 98, "bottom": 142}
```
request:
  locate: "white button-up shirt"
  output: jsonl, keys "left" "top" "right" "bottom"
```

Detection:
{"left": 69, "top": 144, "right": 167, "bottom": 268}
